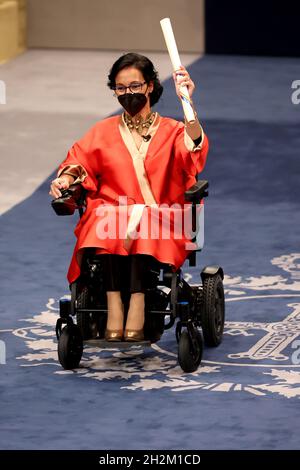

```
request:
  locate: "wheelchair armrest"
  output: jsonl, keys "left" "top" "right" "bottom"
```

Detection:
{"left": 51, "top": 184, "right": 86, "bottom": 216}
{"left": 184, "top": 180, "right": 209, "bottom": 202}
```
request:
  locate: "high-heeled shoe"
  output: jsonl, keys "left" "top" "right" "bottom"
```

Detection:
{"left": 104, "top": 329, "right": 123, "bottom": 342}
{"left": 124, "top": 329, "right": 144, "bottom": 342}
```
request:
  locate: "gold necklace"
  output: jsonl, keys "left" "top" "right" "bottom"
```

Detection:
{"left": 124, "top": 112, "right": 156, "bottom": 135}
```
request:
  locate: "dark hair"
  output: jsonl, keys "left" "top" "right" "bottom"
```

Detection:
{"left": 107, "top": 53, "right": 163, "bottom": 107}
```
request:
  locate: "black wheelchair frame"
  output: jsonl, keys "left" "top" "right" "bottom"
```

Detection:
{"left": 52, "top": 180, "right": 225, "bottom": 373}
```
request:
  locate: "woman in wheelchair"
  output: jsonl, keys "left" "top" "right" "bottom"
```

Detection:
{"left": 49, "top": 53, "right": 209, "bottom": 344}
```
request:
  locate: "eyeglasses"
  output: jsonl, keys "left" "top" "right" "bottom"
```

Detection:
{"left": 113, "top": 81, "right": 147, "bottom": 95}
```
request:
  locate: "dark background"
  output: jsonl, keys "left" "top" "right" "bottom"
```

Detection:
{"left": 205, "top": 0, "right": 300, "bottom": 57}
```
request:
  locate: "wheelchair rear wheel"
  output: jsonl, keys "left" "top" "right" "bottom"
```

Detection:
{"left": 178, "top": 329, "right": 203, "bottom": 373}
{"left": 144, "top": 313, "right": 165, "bottom": 343}
{"left": 201, "top": 274, "right": 225, "bottom": 346}
{"left": 144, "top": 289, "right": 169, "bottom": 342}
{"left": 76, "top": 286, "right": 106, "bottom": 339}
{"left": 58, "top": 325, "right": 83, "bottom": 370}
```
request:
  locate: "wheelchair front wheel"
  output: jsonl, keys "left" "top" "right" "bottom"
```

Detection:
{"left": 58, "top": 325, "right": 83, "bottom": 370}
{"left": 178, "top": 329, "right": 203, "bottom": 373}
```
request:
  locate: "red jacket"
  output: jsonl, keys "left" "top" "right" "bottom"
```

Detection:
{"left": 57, "top": 114, "right": 209, "bottom": 283}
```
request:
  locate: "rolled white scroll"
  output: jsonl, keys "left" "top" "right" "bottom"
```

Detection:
{"left": 160, "top": 17, "right": 195, "bottom": 123}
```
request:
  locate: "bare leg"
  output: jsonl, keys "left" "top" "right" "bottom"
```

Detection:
{"left": 105, "top": 291, "right": 124, "bottom": 340}
{"left": 125, "top": 292, "right": 145, "bottom": 335}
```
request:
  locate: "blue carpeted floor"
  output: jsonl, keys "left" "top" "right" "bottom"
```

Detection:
{"left": 1, "top": 55, "right": 300, "bottom": 450}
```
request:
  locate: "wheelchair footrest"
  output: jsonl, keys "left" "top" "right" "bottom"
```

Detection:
{"left": 84, "top": 339, "right": 152, "bottom": 349}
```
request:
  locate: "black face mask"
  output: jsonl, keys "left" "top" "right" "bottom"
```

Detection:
{"left": 118, "top": 93, "right": 147, "bottom": 117}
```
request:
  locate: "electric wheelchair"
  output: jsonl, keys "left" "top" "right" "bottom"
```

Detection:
{"left": 52, "top": 180, "right": 225, "bottom": 373}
